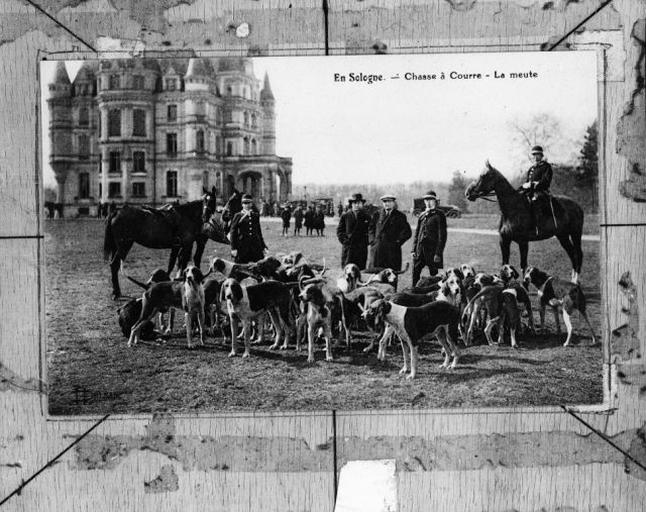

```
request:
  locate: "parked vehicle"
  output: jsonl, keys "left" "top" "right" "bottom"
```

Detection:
{"left": 411, "top": 198, "right": 462, "bottom": 218}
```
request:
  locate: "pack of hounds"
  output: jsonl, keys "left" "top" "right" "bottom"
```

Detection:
{"left": 118, "top": 252, "right": 597, "bottom": 380}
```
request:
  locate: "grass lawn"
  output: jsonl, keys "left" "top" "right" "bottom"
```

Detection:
{"left": 45, "top": 215, "right": 603, "bottom": 415}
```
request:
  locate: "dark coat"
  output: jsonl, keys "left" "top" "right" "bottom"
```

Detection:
{"left": 313, "top": 211, "right": 325, "bottom": 230}
{"left": 369, "top": 208, "right": 412, "bottom": 271}
{"left": 229, "top": 210, "right": 267, "bottom": 263}
{"left": 336, "top": 209, "right": 372, "bottom": 269}
{"left": 280, "top": 208, "right": 291, "bottom": 227}
{"left": 413, "top": 208, "right": 447, "bottom": 268}
{"left": 525, "top": 160, "right": 553, "bottom": 192}
{"left": 293, "top": 208, "right": 303, "bottom": 228}
{"left": 304, "top": 209, "right": 315, "bottom": 228}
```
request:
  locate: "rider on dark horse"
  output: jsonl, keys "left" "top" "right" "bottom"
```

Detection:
{"left": 518, "top": 145, "right": 553, "bottom": 236}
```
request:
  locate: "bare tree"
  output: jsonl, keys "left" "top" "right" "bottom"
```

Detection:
{"left": 508, "top": 113, "right": 578, "bottom": 166}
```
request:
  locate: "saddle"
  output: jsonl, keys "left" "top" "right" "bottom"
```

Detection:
{"left": 141, "top": 205, "right": 183, "bottom": 245}
{"left": 523, "top": 190, "right": 558, "bottom": 234}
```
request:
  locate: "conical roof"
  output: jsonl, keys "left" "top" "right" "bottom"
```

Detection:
{"left": 53, "top": 61, "right": 70, "bottom": 84}
{"left": 260, "top": 72, "right": 274, "bottom": 100}
{"left": 185, "top": 57, "right": 214, "bottom": 79}
{"left": 74, "top": 63, "right": 96, "bottom": 82}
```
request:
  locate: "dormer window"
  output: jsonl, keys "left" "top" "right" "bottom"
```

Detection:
{"left": 133, "top": 75, "right": 145, "bottom": 89}
{"left": 165, "top": 78, "right": 177, "bottom": 91}
{"left": 109, "top": 74, "right": 120, "bottom": 90}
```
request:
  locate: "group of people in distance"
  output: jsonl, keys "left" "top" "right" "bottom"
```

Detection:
{"left": 280, "top": 203, "right": 326, "bottom": 237}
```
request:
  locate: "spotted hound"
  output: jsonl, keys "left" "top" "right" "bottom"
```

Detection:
{"left": 128, "top": 265, "right": 206, "bottom": 348}
{"left": 523, "top": 266, "right": 596, "bottom": 346}
{"left": 363, "top": 299, "right": 461, "bottom": 379}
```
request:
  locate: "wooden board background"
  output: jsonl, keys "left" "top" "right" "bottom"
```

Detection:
{"left": 1, "top": 0, "right": 645, "bottom": 510}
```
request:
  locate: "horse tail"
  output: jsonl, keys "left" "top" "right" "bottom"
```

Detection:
{"left": 103, "top": 211, "right": 118, "bottom": 261}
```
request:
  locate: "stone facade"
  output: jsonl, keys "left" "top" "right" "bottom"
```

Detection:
{"left": 47, "top": 57, "right": 293, "bottom": 216}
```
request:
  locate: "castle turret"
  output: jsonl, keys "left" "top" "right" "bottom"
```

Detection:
{"left": 97, "top": 59, "right": 159, "bottom": 204}
{"left": 260, "top": 73, "right": 275, "bottom": 155}
{"left": 48, "top": 61, "right": 73, "bottom": 215}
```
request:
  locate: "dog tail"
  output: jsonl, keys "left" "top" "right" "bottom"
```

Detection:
{"left": 103, "top": 211, "right": 118, "bottom": 261}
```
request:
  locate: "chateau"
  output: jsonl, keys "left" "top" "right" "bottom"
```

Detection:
{"left": 47, "top": 57, "right": 293, "bottom": 216}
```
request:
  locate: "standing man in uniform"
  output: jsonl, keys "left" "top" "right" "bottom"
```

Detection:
{"left": 336, "top": 193, "right": 372, "bottom": 269}
{"left": 369, "top": 193, "right": 412, "bottom": 271}
{"left": 411, "top": 190, "right": 447, "bottom": 286}
{"left": 519, "top": 145, "right": 553, "bottom": 235}
{"left": 229, "top": 194, "right": 268, "bottom": 263}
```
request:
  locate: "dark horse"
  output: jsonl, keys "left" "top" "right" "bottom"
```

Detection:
{"left": 465, "top": 161, "right": 585, "bottom": 283}
{"left": 221, "top": 188, "right": 243, "bottom": 233}
{"left": 103, "top": 187, "right": 229, "bottom": 299}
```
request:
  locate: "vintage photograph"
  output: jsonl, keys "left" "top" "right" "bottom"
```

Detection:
{"left": 41, "top": 52, "right": 601, "bottom": 415}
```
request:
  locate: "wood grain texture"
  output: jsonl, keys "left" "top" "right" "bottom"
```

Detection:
{"left": 1, "top": 0, "right": 645, "bottom": 510}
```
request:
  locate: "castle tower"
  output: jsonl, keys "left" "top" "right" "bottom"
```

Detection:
{"left": 68, "top": 63, "right": 100, "bottom": 215}
{"left": 97, "top": 59, "right": 159, "bottom": 204}
{"left": 260, "top": 73, "right": 276, "bottom": 156}
{"left": 182, "top": 58, "right": 218, "bottom": 200}
{"left": 48, "top": 61, "right": 73, "bottom": 216}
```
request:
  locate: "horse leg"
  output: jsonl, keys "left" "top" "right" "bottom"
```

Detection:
{"left": 178, "top": 244, "right": 192, "bottom": 273}
{"left": 193, "top": 237, "right": 207, "bottom": 269}
{"left": 556, "top": 235, "right": 578, "bottom": 283}
{"left": 167, "top": 247, "right": 180, "bottom": 275}
{"left": 518, "top": 241, "right": 529, "bottom": 275}
{"left": 500, "top": 237, "right": 511, "bottom": 265}
{"left": 570, "top": 231, "right": 583, "bottom": 282}
{"left": 110, "top": 240, "right": 133, "bottom": 300}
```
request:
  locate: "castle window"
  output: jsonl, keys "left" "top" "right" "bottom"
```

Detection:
{"left": 251, "top": 113, "right": 257, "bottom": 128}
{"left": 108, "top": 182, "right": 121, "bottom": 198}
{"left": 109, "top": 151, "right": 121, "bottom": 173}
{"left": 132, "top": 182, "right": 146, "bottom": 198}
{"left": 78, "top": 173, "right": 90, "bottom": 199}
{"left": 226, "top": 85, "right": 232, "bottom": 95}
{"left": 226, "top": 141, "right": 233, "bottom": 156}
{"left": 133, "top": 109, "right": 146, "bottom": 136}
{"left": 243, "top": 137, "right": 249, "bottom": 155}
{"left": 78, "top": 134, "right": 90, "bottom": 159}
{"left": 79, "top": 107, "right": 89, "bottom": 126}
{"left": 224, "top": 109, "right": 232, "bottom": 123}
{"left": 133, "top": 75, "right": 145, "bottom": 89}
{"left": 243, "top": 111, "right": 249, "bottom": 127}
{"left": 133, "top": 151, "right": 146, "bottom": 173}
{"left": 165, "top": 78, "right": 177, "bottom": 91}
{"left": 251, "top": 138, "right": 257, "bottom": 155}
{"left": 196, "top": 130, "right": 205, "bottom": 153}
{"left": 167, "top": 104, "right": 177, "bottom": 122}
{"left": 166, "top": 171, "right": 178, "bottom": 197}
{"left": 109, "top": 74, "right": 120, "bottom": 90}
{"left": 108, "top": 109, "right": 121, "bottom": 137}
{"left": 166, "top": 133, "right": 177, "bottom": 157}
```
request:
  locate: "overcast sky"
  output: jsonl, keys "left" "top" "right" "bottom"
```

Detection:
{"left": 41, "top": 51, "right": 597, "bottom": 187}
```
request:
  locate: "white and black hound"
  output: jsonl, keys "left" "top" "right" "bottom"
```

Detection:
{"left": 221, "top": 278, "right": 293, "bottom": 357}
{"left": 523, "top": 266, "right": 596, "bottom": 347}
{"left": 299, "top": 281, "right": 334, "bottom": 363}
{"left": 336, "top": 263, "right": 362, "bottom": 293}
{"left": 128, "top": 265, "right": 206, "bottom": 348}
{"left": 363, "top": 299, "right": 461, "bottom": 379}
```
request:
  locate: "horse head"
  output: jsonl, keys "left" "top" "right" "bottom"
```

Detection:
{"left": 201, "top": 186, "right": 217, "bottom": 223}
{"left": 465, "top": 160, "right": 502, "bottom": 201}
{"left": 221, "top": 188, "right": 243, "bottom": 229}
